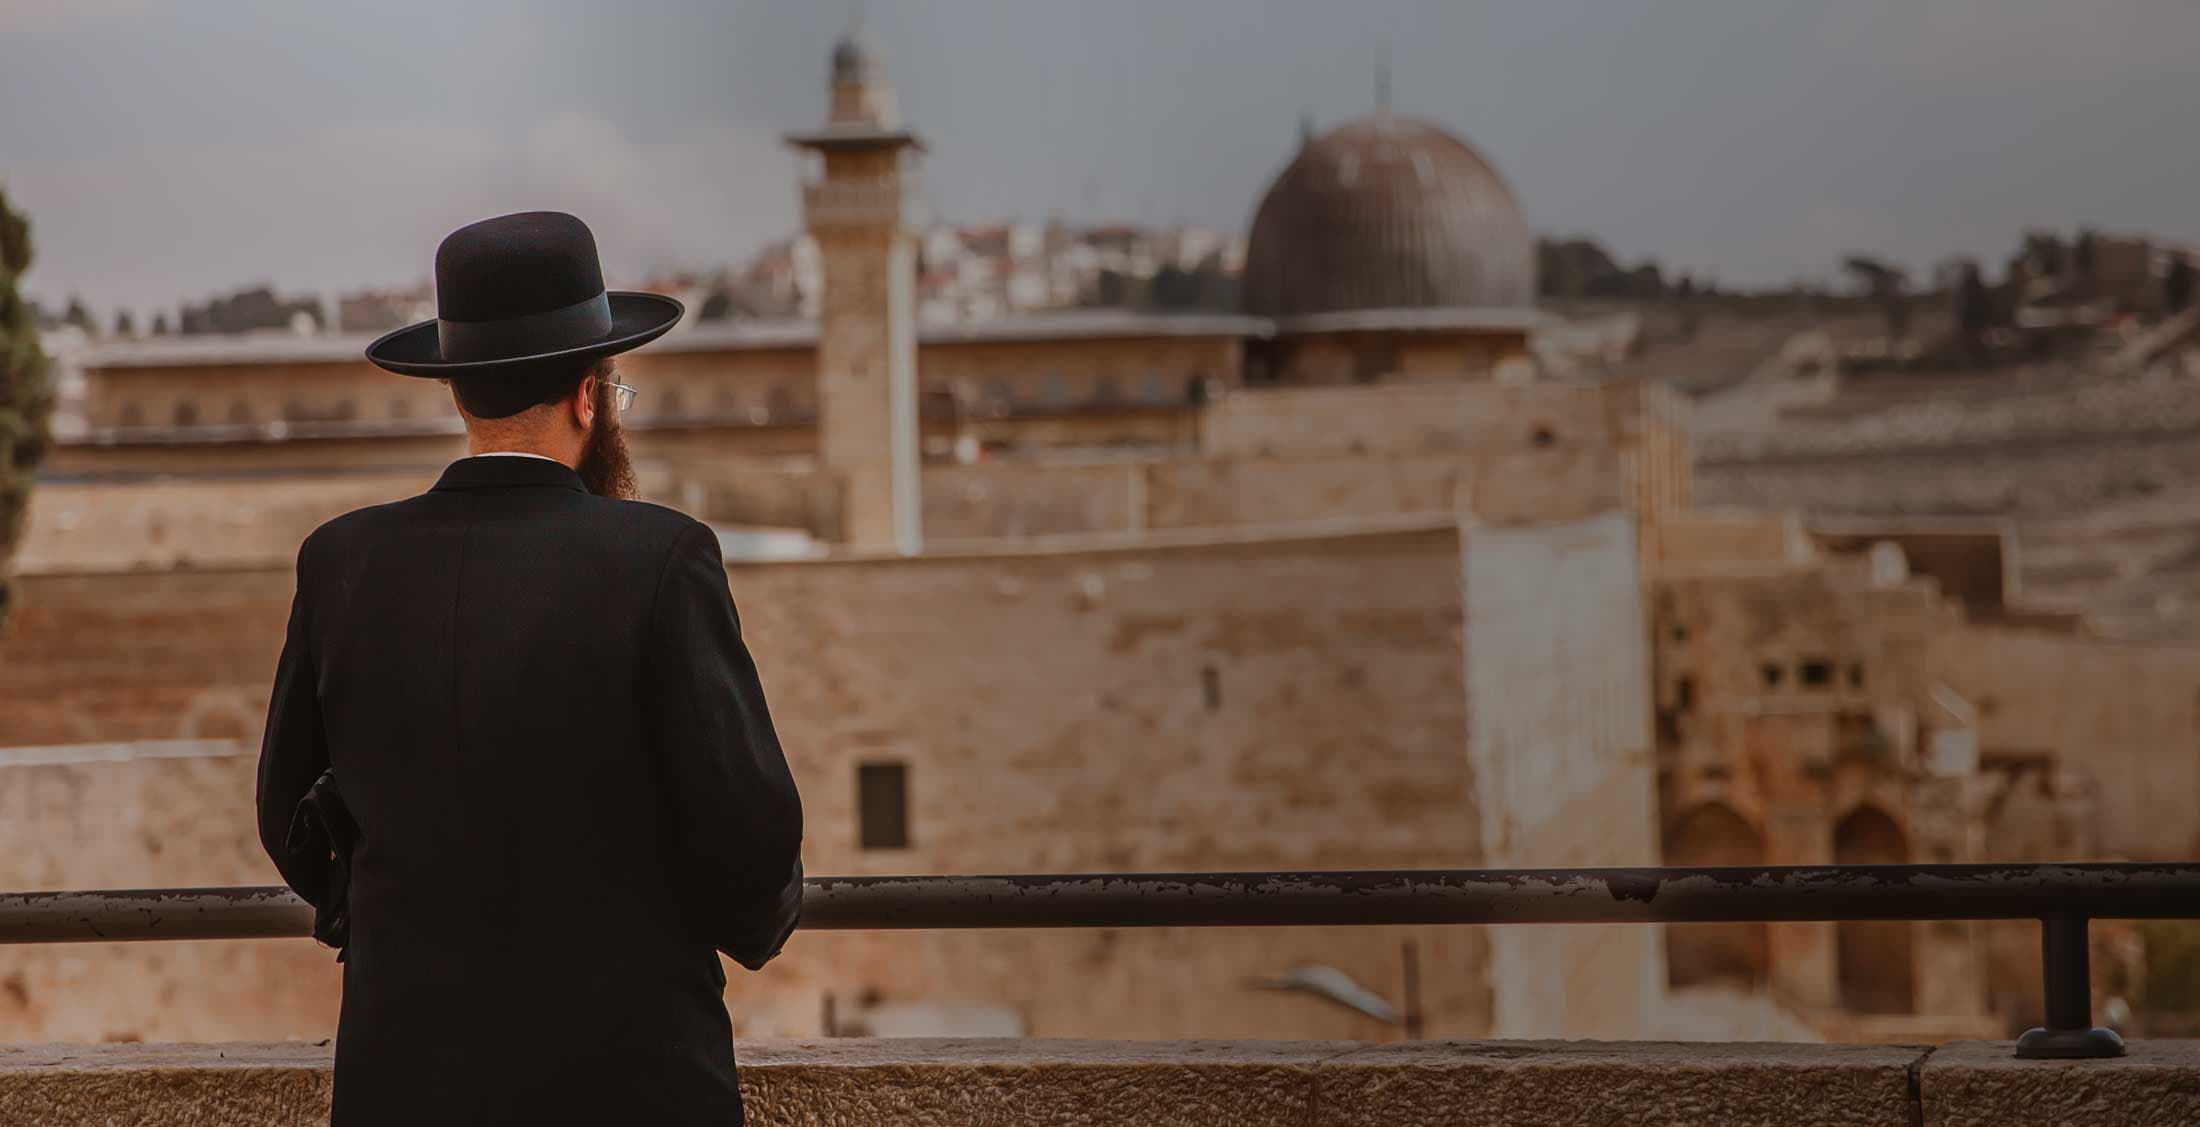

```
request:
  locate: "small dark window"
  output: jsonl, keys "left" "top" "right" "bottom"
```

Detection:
{"left": 1800, "top": 659, "right": 1834, "bottom": 688}
{"left": 857, "top": 762, "right": 909, "bottom": 851}
{"left": 1675, "top": 676, "right": 1696, "bottom": 712}
{"left": 388, "top": 395, "right": 411, "bottom": 419}
{"left": 661, "top": 389, "right": 685, "bottom": 417}
{"left": 172, "top": 400, "right": 198, "bottom": 426}
{"left": 1530, "top": 425, "right": 1557, "bottom": 448}
{"left": 1848, "top": 662, "right": 1866, "bottom": 689}
{"left": 1761, "top": 663, "right": 1785, "bottom": 688}
{"left": 1201, "top": 665, "right": 1222, "bottom": 711}
{"left": 333, "top": 398, "right": 357, "bottom": 421}
{"left": 119, "top": 403, "right": 143, "bottom": 426}
{"left": 1669, "top": 624, "right": 1690, "bottom": 644}
{"left": 767, "top": 384, "right": 795, "bottom": 419}
{"left": 228, "top": 399, "right": 253, "bottom": 424}
{"left": 1093, "top": 374, "right": 1123, "bottom": 403}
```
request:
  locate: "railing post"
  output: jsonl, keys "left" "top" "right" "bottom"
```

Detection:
{"left": 2015, "top": 915, "right": 2125, "bottom": 1059}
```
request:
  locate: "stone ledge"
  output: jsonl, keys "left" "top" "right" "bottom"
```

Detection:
{"left": 1921, "top": 1040, "right": 2200, "bottom": 1127}
{"left": 0, "top": 1038, "right": 2193, "bottom": 1126}
{"left": 1313, "top": 1040, "right": 1924, "bottom": 1127}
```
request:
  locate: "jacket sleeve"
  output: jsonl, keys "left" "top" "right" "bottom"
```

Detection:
{"left": 644, "top": 523, "right": 805, "bottom": 967}
{"left": 256, "top": 542, "right": 331, "bottom": 906}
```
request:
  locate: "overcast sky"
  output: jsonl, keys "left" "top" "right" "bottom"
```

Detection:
{"left": 5, "top": 0, "right": 2198, "bottom": 318}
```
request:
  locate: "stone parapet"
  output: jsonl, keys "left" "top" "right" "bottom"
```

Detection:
{"left": 1920, "top": 1040, "right": 2200, "bottom": 1127}
{"left": 10, "top": 1038, "right": 2192, "bottom": 1126}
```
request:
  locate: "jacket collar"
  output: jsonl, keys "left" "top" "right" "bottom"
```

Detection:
{"left": 431, "top": 455, "right": 587, "bottom": 494}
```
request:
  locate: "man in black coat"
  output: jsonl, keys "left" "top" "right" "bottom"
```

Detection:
{"left": 257, "top": 212, "right": 803, "bottom": 1125}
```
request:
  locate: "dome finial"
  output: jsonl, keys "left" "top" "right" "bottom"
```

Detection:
{"left": 1375, "top": 45, "right": 1392, "bottom": 114}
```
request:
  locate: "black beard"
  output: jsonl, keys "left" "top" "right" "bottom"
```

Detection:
{"left": 577, "top": 382, "right": 637, "bottom": 499}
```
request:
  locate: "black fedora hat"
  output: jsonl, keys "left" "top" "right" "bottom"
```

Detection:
{"left": 365, "top": 211, "right": 682, "bottom": 377}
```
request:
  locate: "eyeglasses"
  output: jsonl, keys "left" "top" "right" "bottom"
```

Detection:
{"left": 606, "top": 380, "right": 638, "bottom": 414}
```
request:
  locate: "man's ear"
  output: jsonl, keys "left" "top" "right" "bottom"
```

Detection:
{"left": 572, "top": 374, "right": 598, "bottom": 432}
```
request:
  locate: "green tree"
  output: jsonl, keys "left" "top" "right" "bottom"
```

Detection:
{"left": 0, "top": 185, "right": 56, "bottom": 630}
{"left": 1956, "top": 262, "right": 1992, "bottom": 359}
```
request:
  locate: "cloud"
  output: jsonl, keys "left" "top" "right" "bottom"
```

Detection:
{"left": 10, "top": 112, "right": 799, "bottom": 314}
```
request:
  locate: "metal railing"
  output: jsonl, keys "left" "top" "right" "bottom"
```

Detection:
{"left": 5, "top": 862, "right": 2197, "bottom": 1059}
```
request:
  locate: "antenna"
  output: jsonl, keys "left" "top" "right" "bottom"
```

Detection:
{"left": 1376, "top": 45, "right": 1393, "bottom": 113}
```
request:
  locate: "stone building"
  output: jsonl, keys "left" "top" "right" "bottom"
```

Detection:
{"left": 2, "top": 29, "right": 2196, "bottom": 1048}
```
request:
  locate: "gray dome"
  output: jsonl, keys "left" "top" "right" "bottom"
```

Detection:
{"left": 1243, "top": 115, "right": 1535, "bottom": 317}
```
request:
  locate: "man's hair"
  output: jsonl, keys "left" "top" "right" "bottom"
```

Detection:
{"left": 448, "top": 358, "right": 601, "bottom": 420}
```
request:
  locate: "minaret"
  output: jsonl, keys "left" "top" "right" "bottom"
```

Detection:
{"left": 786, "top": 21, "right": 924, "bottom": 555}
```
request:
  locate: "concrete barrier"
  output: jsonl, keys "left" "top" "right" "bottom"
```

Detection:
{"left": 0, "top": 1038, "right": 2194, "bottom": 1126}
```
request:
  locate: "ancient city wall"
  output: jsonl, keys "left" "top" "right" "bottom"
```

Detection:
{"left": 1198, "top": 381, "right": 1642, "bottom": 461}
{"left": 0, "top": 525, "right": 1491, "bottom": 1043}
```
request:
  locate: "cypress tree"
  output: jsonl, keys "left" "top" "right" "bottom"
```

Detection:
{"left": 0, "top": 185, "right": 55, "bottom": 631}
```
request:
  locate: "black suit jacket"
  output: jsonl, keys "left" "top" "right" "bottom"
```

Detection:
{"left": 256, "top": 455, "right": 803, "bottom": 1126}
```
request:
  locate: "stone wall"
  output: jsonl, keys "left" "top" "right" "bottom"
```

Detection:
{"left": 1199, "top": 381, "right": 1644, "bottom": 462}
{"left": 12, "top": 1038, "right": 2195, "bottom": 1127}
{"left": 17, "top": 473, "right": 434, "bottom": 574}
{"left": 1462, "top": 512, "right": 1664, "bottom": 1037}
{"left": 1931, "top": 625, "right": 2200, "bottom": 860}
{"left": 0, "top": 526, "right": 1492, "bottom": 1043}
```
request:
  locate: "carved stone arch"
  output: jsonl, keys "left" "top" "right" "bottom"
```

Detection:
{"left": 1663, "top": 802, "right": 1769, "bottom": 989}
{"left": 1833, "top": 803, "right": 1914, "bottom": 1013}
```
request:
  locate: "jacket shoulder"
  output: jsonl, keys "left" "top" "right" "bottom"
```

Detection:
{"left": 599, "top": 498, "right": 715, "bottom": 552}
{"left": 297, "top": 497, "right": 416, "bottom": 565}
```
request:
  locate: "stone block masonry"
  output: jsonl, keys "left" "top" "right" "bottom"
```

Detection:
{"left": 12, "top": 1038, "right": 2190, "bottom": 1126}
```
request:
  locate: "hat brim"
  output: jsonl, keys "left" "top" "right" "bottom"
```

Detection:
{"left": 364, "top": 292, "right": 685, "bottom": 377}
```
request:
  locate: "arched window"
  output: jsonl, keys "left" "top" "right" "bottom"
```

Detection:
{"left": 1664, "top": 804, "right": 1770, "bottom": 989}
{"left": 332, "top": 398, "right": 358, "bottom": 421}
{"left": 1833, "top": 806, "right": 1914, "bottom": 1013}
{"left": 228, "top": 399, "right": 253, "bottom": 425}
{"left": 172, "top": 400, "right": 199, "bottom": 427}
{"left": 1041, "top": 372, "right": 1070, "bottom": 407}
{"left": 1093, "top": 374, "right": 1123, "bottom": 404}
{"left": 767, "top": 384, "right": 795, "bottom": 420}
{"left": 389, "top": 394, "right": 412, "bottom": 419}
{"left": 119, "top": 403, "right": 143, "bottom": 427}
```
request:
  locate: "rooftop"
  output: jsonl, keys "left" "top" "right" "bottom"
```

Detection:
{"left": 78, "top": 310, "right": 1280, "bottom": 371}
